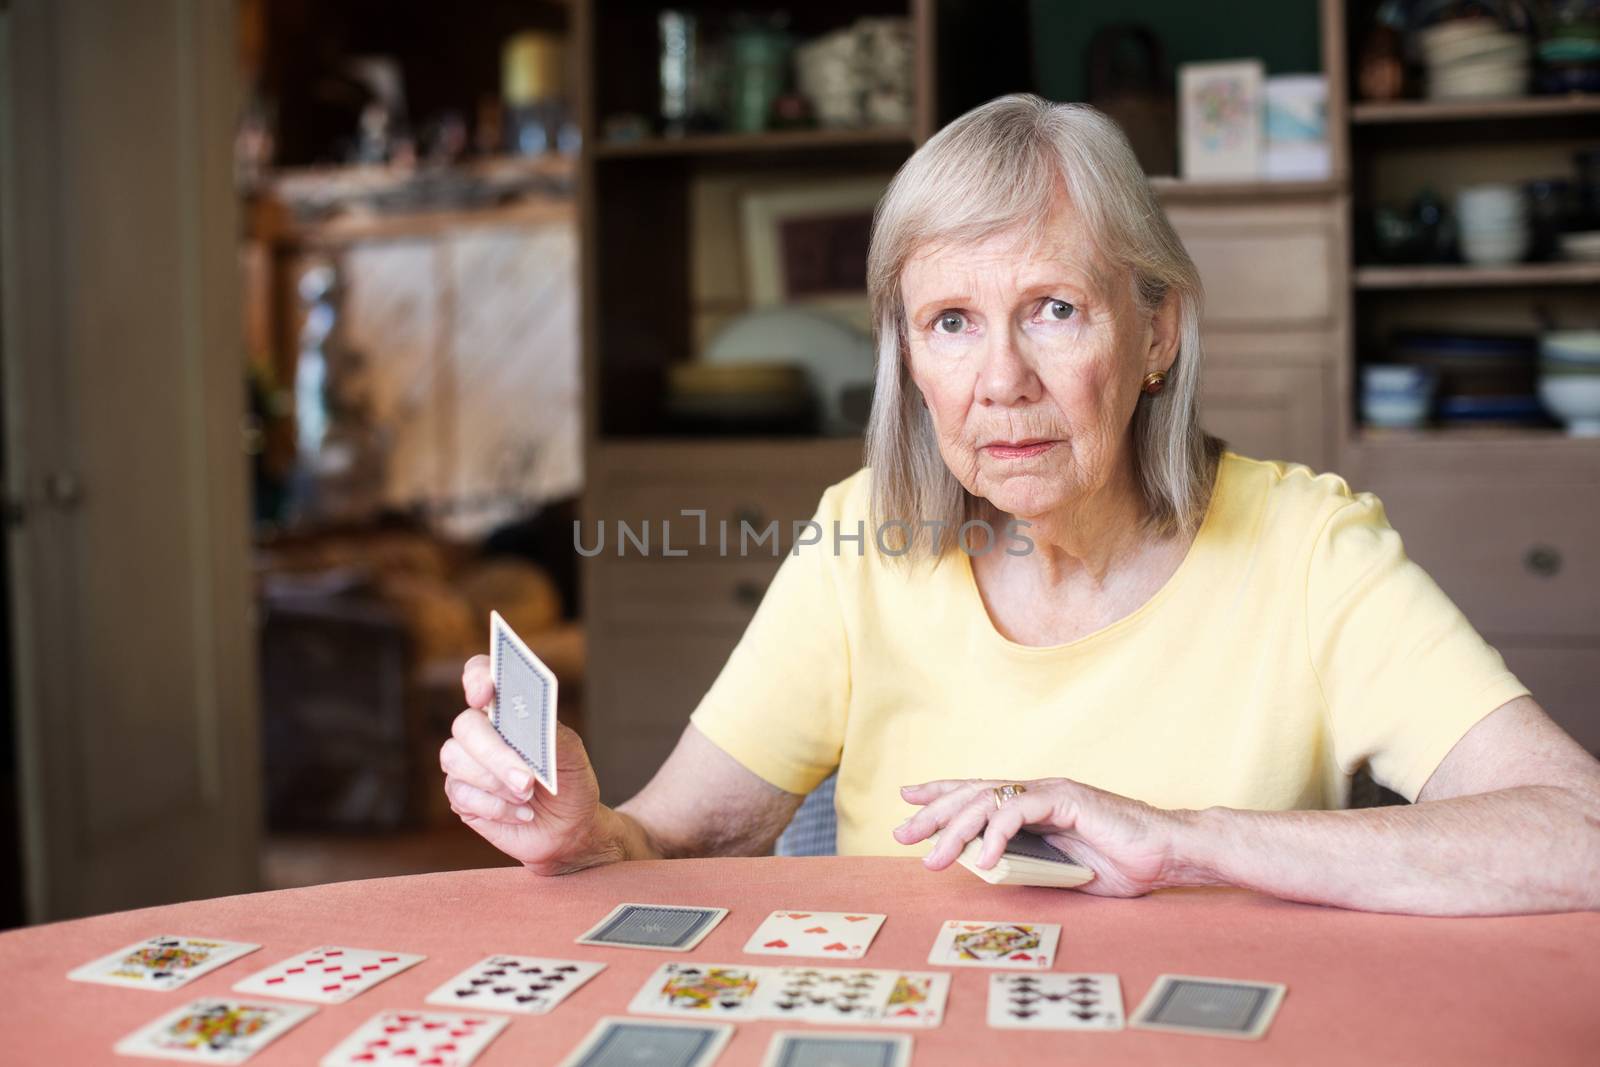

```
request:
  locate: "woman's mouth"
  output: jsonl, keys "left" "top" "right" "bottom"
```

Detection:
{"left": 983, "top": 439, "right": 1057, "bottom": 460}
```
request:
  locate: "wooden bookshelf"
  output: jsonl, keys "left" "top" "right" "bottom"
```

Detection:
{"left": 1351, "top": 93, "right": 1600, "bottom": 124}
{"left": 1354, "top": 261, "right": 1600, "bottom": 290}
{"left": 591, "top": 126, "right": 916, "bottom": 160}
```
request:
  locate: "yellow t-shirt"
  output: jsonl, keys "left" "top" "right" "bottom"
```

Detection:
{"left": 689, "top": 452, "right": 1530, "bottom": 857}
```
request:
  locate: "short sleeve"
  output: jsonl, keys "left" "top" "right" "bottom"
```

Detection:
{"left": 1306, "top": 492, "right": 1530, "bottom": 801}
{"left": 688, "top": 486, "right": 852, "bottom": 796}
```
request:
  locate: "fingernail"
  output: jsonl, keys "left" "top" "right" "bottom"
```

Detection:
{"left": 515, "top": 805, "right": 535, "bottom": 822}
{"left": 510, "top": 770, "right": 532, "bottom": 795}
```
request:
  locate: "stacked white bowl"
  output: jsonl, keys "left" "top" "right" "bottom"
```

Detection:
{"left": 1457, "top": 183, "right": 1529, "bottom": 266}
{"left": 1539, "top": 330, "right": 1600, "bottom": 436}
{"left": 1420, "top": 19, "right": 1531, "bottom": 99}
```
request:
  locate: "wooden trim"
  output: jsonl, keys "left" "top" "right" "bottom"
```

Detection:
{"left": 1354, "top": 262, "right": 1600, "bottom": 290}
{"left": 1352, "top": 94, "right": 1600, "bottom": 124}
{"left": 593, "top": 127, "right": 913, "bottom": 159}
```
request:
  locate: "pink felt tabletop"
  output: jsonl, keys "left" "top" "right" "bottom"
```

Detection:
{"left": 1, "top": 857, "right": 1596, "bottom": 1065}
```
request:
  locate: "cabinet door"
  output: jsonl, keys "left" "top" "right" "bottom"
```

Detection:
{"left": 1200, "top": 360, "right": 1331, "bottom": 470}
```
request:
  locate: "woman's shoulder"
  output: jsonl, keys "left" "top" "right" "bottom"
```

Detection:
{"left": 814, "top": 466, "right": 875, "bottom": 523}
{"left": 1215, "top": 451, "right": 1384, "bottom": 538}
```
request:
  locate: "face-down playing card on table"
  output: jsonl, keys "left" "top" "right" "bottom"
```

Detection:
{"left": 1129, "top": 974, "right": 1287, "bottom": 1040}
{"left": 69, "top": 935, "right": 260, "bottom": 992}
{"left": 577, "top": 903, "right": 729, "bottom": 951}
{"left": 231, "top": 945, "right": 424, "bottom": 1004}
{"left": 556, "top": 1017, "right": 734, "bottom": 1067}
{"left": 318, "top": 1009, "right": 508, "bottom": 1067}
{"left": 488, "top": 610, "right": 558, "bottom": 794}
{"left": 628, "top": 963, "right": 950, "bottom": 1028}
{"left": 424, "top": 955, "right": 605, "bottom": 1014}
{"left": 114, "top": 997, "right": 316, "bottom": 1064}
{"left": 987, "top": 973, "right": 1125, "bottom": 1030}
{"left": 927, "top": 919, "right": 1060, "bottom": 969}
{"left": 760, "top": 1031, "right": 912, "bottom": 1067}
{"left": 742, "top": 910, "right": 887, "bottom": 960}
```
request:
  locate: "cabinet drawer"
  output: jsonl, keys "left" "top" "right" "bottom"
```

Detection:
{"left": 590, "top": 559, "right": 783, "bottom": 628}
{"left": 1165, "top": 202, "right": 1338, "bottom": 329}
{"left": 1371, "top": 482, "right": 1599, "bottom": 640}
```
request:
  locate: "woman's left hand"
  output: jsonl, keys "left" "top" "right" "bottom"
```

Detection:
{"left": 893, "top": 777, "right": 1203, "bottom": 898}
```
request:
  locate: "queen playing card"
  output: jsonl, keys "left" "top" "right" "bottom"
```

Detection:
{"left": 232, "top": 945, "right": 424, "bottom": 1004}
{"left": 628, "top": 963, "right": 773, "bottom": 1020}
{"left": 742, "top": 911, "right": 887, "bottom": 960}
{"left": 927, "top": 920, "right": 1060, "bottom": 969}
{"left": 319, "top": 1010, "right": 508, "bottom": 1067}
{"left": 70, "top": 935, "right": 260, "bottom": 992}
{"left": 988, "top": 973, "right": 1125, "bottom": 1030}
{"left": 425, "top": 955, "right": 605, "bottom": 1014}
{"left": 115, "top": 997, "right": 315, "bottom": 1064}
{"left": 489, "top": 610, "right": 558, "bottom": 794}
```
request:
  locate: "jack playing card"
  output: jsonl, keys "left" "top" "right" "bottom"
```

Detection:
{"left": 557, "top": 1017, "right": 734, "bottom": 1067}
{"left": 577, "top": 903, "right": 729, "bottom": 952}
{"left": 760, "top": 1031, "right": 912, "bottom": 1067}
{"left": 115, "top": 997, "right": 315, "bottom": 1064}
{"left": 1129, "top": 974, "right": 1287, "bottom": 1040}
{"left": 70, "top": 935, "right": 260, "bottom": 992}
{"left": 742, "top": 911, "right": 887, "bottom": 960}
{"left": 318, "top": 1010, "right": 508, "bottom": 1067}
{"left": 232, "top": 945, "right": 424, "bottom": 1004}
{"left": 489, "top": 610, "right": 558, "bottom": 794}
{"left": 987, "top": 973, "right": 1125, "bottom": 1030}
{"left": 424, "top": 955, "right": 605, "bottom": 1014}
{"left": 926, "top": 920, "right": 1060, "bottom": 969}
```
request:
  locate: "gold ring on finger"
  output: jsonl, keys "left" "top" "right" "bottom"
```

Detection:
{"left": 992, "top": 783, "right": 1027, "bottom": 810}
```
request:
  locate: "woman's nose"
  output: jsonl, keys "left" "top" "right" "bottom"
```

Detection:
{"left": 975, "top": 328, "right": 1043, "bottom": 407}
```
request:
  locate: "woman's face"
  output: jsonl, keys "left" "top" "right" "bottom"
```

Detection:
{"left": 899, "top": 199, "right": 1175, "bottom": 520}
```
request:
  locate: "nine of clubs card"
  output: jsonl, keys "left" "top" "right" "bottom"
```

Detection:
{"left": 742, "top": 910, "right": 887, "bottom": 960}
{"left": 761, "top": 1031, "right": 912, "bottom": 1067}
{"left": 557, "top": 1017, "right": 734, "bottom": 1067}
{"left": 319, "top": 1010, "right": 508, "bottom": 1067}
{"left": 988, "top": 973, "right": 1125, "bottom": 1030}
{"left": 69, "top": 935, "right": 260, "bottom": 992}
{"left": 577, "top": 903, "right": 729, "bottom": 952}
{"left": 231, "top": 945, "right": 424, "bottom": 1004}
{"left": 424, "top": 954, "right": 605, "bottom": 1014}
{"left": 489, "top": 610, "right": 558, "bottom": 794}
{"left": 1129, "top": 974, "right": 1287, "bottom": 1040}
{"left": 114, "top": 997, "right": 315, "bottom": 1064}
{"left": 927, "top": 919, "right": 1061, "bottom": 969}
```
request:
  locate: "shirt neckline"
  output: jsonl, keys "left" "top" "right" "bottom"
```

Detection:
{"left": 956, "top": 454, "right": 1233, "bottom": 656}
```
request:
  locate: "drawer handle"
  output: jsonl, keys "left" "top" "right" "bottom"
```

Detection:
{"left": 732, "top": 580, "right": 765, "bottom": 608}
{"left": 1523, "top": 545, "right": 1562, "bottom": 578}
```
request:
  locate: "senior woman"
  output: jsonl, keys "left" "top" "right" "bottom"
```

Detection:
{"left": 440, "top": 95, "right": 1600, "bottom": 916}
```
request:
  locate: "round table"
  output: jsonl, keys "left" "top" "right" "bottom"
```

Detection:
{"left": 1, "top": 857, "right": 1595, "bottom": 1065}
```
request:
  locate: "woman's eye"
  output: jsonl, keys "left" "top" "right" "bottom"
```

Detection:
{"left": 1043, "top": 299, "right": 1075, "bottom": 321}
{"left": 935, "top": 312, "right": 967, "bottom": 334}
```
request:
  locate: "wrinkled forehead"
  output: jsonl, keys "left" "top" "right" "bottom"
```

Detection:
{"left": 899, "top": 200, "right": 1122, "bottom": 308}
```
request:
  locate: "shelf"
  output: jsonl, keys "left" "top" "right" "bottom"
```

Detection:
{"left": 591, "top": 127, "right": 916, "bottom": 160}
{"left": 1350, "top": 94, "right": 1600, "bottom": 124}
{"left": 1149, "top": 177, "right": 1342, "bottom": 200}
{"left": 1353, "top": 261, "right": 1600, "bottom": 290}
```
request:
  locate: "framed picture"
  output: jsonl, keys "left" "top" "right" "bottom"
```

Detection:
{"left": 739, "top": 177, "right": 887, "bottom": 320}
{"left": 1178, "top": 59, "right": 1264, "bottom": 181}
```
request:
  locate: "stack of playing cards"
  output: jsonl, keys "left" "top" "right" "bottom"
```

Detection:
{"left": 955, "top": 831, "right": 1095, "bottom": 888}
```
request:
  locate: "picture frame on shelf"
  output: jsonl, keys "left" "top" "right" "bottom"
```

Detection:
{"left": 1179, "top": 59, "right": 1265, "bottom": 181}
{"left": 739, "top": 177, "right": 887, "bottom": 324}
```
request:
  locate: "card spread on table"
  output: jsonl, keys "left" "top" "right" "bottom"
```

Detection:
{"left": 1129, "top": 974, "right": 1287, "bottom": 1040}
{"left": 489, "top": 610, "right": 558, "bottom": 794}
{"left": 424, "top": 954, "right": 605, "bottom": 1014}
{"left": 114, "top": 997, "right": 315, "bottom": 1064}
{"left": 70, "top": 935, "right": 260, "bottom": 992}
{"left": 577, "top": 903, "right": 729, "bottom": 952}
{"left": 557, "top": 1017, "right": 734, "bottom": 1067}
{"left": 318, "top": 1010, "right": 508, "bottom": 1067}
{"left": 232, "top": 945, "right": 424, "bottom": 1004}
{"left": 742, "top": 910, "right": 887, "bottom": 960}
{"left": 760, "top": 1031, "right": 912, "bottom": 1067}
{"left": 628, "top": 962, "right": 949, "bottom": 1028}
{"left": 953, "top": 831, "right": 1095, "bottom": 889}
{"left": 927, "top": 919, "right": 1060, "bottom": 969}
{"left": 988, "top": 973, "right": 1125, "bottom": 1030}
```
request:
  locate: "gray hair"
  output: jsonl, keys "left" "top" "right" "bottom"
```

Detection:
{"left": 864, "top": 93, "right": 1222, "bottom": 560}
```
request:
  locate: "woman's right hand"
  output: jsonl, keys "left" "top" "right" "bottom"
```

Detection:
{"left": 439, "top": 655, "right": 620, "bottom": 875}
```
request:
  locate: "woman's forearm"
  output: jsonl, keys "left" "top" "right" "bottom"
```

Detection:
{"left": 1177, "top": 786, "right": 1600, "bottom": 915}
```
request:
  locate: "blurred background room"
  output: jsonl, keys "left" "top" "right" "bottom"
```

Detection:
{"left": 3, "top": 0, "right": 1598, "bottom": 928}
